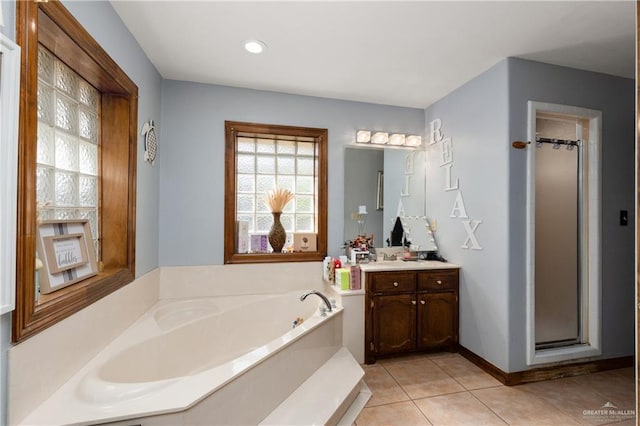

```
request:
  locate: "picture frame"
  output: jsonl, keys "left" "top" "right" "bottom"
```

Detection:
{"left": 0, "top": 33, "right": 21, "bottom": 314}
{"left": 36, "top": 220, "right": 98, "bottom": 294}
{"left": 293, "top": 233, "right": 317, "bottom": 252}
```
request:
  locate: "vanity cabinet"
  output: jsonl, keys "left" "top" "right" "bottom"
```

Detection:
{"left": 365, "top": 268, "right": 459, "bottom": 364}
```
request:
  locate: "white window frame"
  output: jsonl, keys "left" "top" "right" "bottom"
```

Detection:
{"left": 0, "top": 33, "right": 21, "bottom": 314}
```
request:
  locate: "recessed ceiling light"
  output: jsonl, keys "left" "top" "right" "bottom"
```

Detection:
{"left": 243, "top": 40, "right": 267, "bottom": 54}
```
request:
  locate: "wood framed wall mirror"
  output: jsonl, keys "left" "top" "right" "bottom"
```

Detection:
{"left": 12, "top": 0, "right": 138, "bottom": 342}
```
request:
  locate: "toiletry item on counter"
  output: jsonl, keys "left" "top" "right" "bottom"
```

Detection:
{"left": 251, "top": 234, "right": 269, "bottom": 253}
{"left": 339, "top": 255, "right": 349, "bottom": 266}
{"left": 350, "top": 250, "right": 370, "bottom": 264}
{"left": 350, "top": 265, "right": 361, "bottom": 290}
{"left": 323, "top": 256, "right": 332, "bottom": 281}
{"left": 335, "top": 268, "right": 351, "bottom": 290}
{"left": 237, "top": 220, "right": 249, "bottom": 253}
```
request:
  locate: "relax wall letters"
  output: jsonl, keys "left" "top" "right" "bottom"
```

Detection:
{"left": 429, "top": 118, "right": 483, "bottom": 251}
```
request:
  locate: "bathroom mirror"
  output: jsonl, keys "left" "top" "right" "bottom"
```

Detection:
{"left": 343, "top": 146, "right": 427, "bottom": 248}
{"left": 343, "top": 147, "right": 384, "bottom": 246}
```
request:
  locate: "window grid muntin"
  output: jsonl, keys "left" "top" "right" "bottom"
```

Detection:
{"left": 36, "top": 44, "right": 101, "bottom": 258}
{"left": 236, "top": 136, "right": 318, "bottom": 250}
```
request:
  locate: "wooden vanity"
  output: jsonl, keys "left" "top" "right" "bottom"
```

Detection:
{"left": 360, "top": 261, "right": 460, "bottom": 364}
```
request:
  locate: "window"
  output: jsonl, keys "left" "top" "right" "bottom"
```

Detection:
{"left": 36, "top": 45, "right": 101, "bottom": 266}
{"left": 13, "top": 1, "right": 138, "bottom": 342}
{"left": 224, "top": 121, "right": 327, "bottom": 264}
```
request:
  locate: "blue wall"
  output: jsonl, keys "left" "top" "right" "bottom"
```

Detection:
{"left": 425, "top": 59, "right": 511, "bottom": 370}
{"left": 425, "top": 58, "right": 635, "bottom": 372}
{"left": 159, "top": 80, "right": 425, "bottom": 265}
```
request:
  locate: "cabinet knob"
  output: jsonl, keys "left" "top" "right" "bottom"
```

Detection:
{"left": 420, "top": 300, "right": 426, "bottom": 305}
{"left": 412, "top": 300, "right": 416, "bottom": 305}
{"left": 393, "top": 282, "right": 399, "bottom": 287}
{"left": 436, "top": 280, "right": 442, "bottom": 285}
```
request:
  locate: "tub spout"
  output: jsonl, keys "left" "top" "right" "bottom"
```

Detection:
{"left": 300, "top": 290, "right": 333, "bottom": 312}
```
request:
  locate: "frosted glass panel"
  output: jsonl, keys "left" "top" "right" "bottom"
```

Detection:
{"left": 79, "top": 109, "right": 98, "bottom": 142}
{"left": 55, "top": 132, "right": 79, "bottom": 172}
{"left": 256, "top": 139, "right": 275, "bottom": 153}
{"left": 237, "top": 137, "right": 255, "bottom": 153}
{"left": 256, "top": 156, "right": 275, "bottom": 174}
{"left": 54, "top": 60, "right": 79, "bottom": 98}
{"left": 276, "top": 176, "right": 295, "bottom": 192}
{"left": 79, "top": 176, "right": 98, "bottom": 206}
{"left": 297, "top": 157, "right": 314, "bottom": 175}
{"left": 237, "top": 154, "right": 255, "bottom": 173}
{"left": 55, "top": 93, "right": 78, "bottom": 134}
{"left": 55, "top": 171, "right": 79, "bottom": 206}
{"left": 78, "top": 209, "right": 98, "bottom": 239}
{"left": 38, "top": 47, "right": 54, "bottom": 83}
{"left": 237, "top": 174, "right": 255, "bottom": 192}
{"left": 295, "top": 195, "right": 313, "bottom": 213}
{"left": 277, "top": 141, "right": 296, "bottom": 154}
{"left": 237, "top": 195, "right": 254, "bottom": 212}
{"left": 54, "top": 209, "right": 77, "bottom": 220}
{"left": 256, "top": 198, "right": 270, "bottom": 213}
{"left": 277, "top": 157, "right": 295, "bottom": 174}
{"left": 37, "top": 83, "right": 54, "bottom": 125}
{"left": 256, "top": 175, "right": 275, "bottom": 193}
{"left": 37, "top": 123, "right": 55, "bottom": 166}
{"left": 256, "top": 215, "right": 273, "bottom": 232}
{"left": 297, "top": 142, "right": 314, "bottom": 156}
{"left": 296, "top": 176, "right": 313, "bottom": 194}
{"left": 79, "top": 142, "right": 98, "bottom": 176}
{"left": 36, "top": 166, "right": 54, "bottom": 206}
{"left": 78, "top": 81, "right": 98, "bottom": 109}
{"left": 295, "top": 215, "right": 313, "bottom": 232}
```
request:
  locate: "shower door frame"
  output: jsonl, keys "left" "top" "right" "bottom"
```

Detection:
{"left": 525, "top": 101, "right": 602, "bottom": 366}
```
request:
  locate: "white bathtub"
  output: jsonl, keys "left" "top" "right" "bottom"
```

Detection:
{"left": 21, "top": 291, "right": 345, "bottom": 425}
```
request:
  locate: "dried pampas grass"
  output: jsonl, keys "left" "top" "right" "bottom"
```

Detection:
{"left": 264, "top": 187, "right": 294, "bottom": 213}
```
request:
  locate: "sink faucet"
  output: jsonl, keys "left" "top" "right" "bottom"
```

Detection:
{"left": 300, "top": 290, "right": 333, "bottom": 312}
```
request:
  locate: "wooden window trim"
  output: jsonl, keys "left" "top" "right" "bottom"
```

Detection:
{"left": 12, "top": 0, "right": 137, "bottom": 342}
{"left": 224, "top": 121, "right": 328, "bottom": 264}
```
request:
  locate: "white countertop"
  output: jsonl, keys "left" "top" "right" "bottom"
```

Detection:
{"left": 358, "top": 260, "right": 459, "bottom": 272}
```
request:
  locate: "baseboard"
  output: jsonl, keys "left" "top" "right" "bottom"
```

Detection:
{"left": 458, "top": 345, "right": 634, "bottom": 386}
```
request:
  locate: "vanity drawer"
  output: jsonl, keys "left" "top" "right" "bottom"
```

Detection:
{"left": 417, "top": 269, "right": 458, "bottom": 291}
{"left": 370, "top": 271, "right": 416, "bottom": 294}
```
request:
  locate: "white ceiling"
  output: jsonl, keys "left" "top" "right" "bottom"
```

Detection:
{"left": 110, "top": 1, "right": 636, "bottom": 109}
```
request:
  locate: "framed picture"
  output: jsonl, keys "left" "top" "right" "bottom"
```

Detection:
{"left": 293, "top": 233, "right": 317, "bottom": 252}
{"left": 36, "top": 220, "right": 98, "bottom": 294}
{"left": 0, "top": 33, "right": 21, "bottom": 314}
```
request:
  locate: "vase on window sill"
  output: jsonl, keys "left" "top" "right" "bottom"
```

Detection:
{"left": 268, "top": 212, "right": 286, "bottom": 253}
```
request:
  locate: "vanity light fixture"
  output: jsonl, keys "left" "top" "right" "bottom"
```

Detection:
{"left": 354, "top": 129, "right": 422, "bottom": 148}
{"left": 389, "top": 133, "right": 406, "bottom": 146}
{"left": 356, "top": 130, "right": 371, "bottom": 143}
{"left": 371, "top": 132, "right": 389, "bottom": 145}
{"left": 405, "top": 135, "right": 422, "bottom": 147}
{"left": 243, "top": 39, "right": 267, "bottom": 54}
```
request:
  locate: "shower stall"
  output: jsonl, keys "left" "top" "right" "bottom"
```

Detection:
{"left": 526, "top": 102, "right": 602, "bottom": 365}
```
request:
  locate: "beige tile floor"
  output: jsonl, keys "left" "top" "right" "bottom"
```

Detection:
{"left": 356, "top": 352, "right": 636, "bottom": 426}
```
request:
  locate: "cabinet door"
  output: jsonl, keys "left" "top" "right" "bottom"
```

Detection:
{"left": 417, "top": 292, "right": 457, "bottom": 349}
{"left": 373, "top": 294, "right": 416, "bottom": 355}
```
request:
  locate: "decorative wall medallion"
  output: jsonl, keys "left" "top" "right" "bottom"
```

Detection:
{"left": 141, "top": 120, "right": 158, "bottom": 165}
